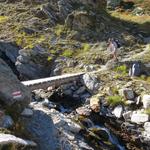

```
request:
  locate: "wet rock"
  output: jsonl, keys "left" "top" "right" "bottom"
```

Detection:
{"left": 141, "top": 131, "right": 150, "bottom": 145}
{"left": 61, "top": 130, "right": 75, "bottom": 141}
{"left": 131, "top": 113, "right": 149, "bottom": 124}
{"left": 90, "top": 96, "right": 100, "bottom": 112}
{"left": 21, "top": 108, "right": 33, "bottom": 117}
{"left": 80, "top": 93, "right": 91, "bottom": 101}
{"left": 0, "top": 59, "right": 31, "bottom": 116}
{"left": 142, "top": 95, "right": 150, "bottom": 109}
{"left": 2, "top": 115, "right": 14, "bottom": 128}
{"left": 76, "top": 106, "right": 91, "bottom": 116}
{"left": 0, "top": 133, "right": 37, "bottom": 147}
{"left": 42, "top": 99, "right": 57, "bottom": 109}
{"left": 112, "top": 105, "right": 123, "bottom": 118}
{"left": 22, "top": 107, "right": 59, "bottom": 150}
{"left": 50, "top": 109, "right": 81, "bottom": 133}
{"left": 73, "top": 94, "right": 80, "bottom": 99}
{"left": 119, "top": 88, "right": 135, "bottom": 100}
{"left": 63, "top": 89, "right": 73, "bottom": 96}
{"left": 82, "top": 73, "right": 100, "bottom": 94}
{"left": 75, "top": 86, "right": 86, "bottom": 95}
{"left": 122, "top": 111, "right": 132, "bottom": 121}
{"left": 78, "top": 140, "right": 94, "bottom": 150}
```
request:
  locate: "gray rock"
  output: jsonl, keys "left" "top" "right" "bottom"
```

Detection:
{"left": 142, "top": 95, "right": 150, "bottom": 109}
{"left": 80, "top": 93, "right": 91, "bottom": 100}
{"left": 0, "top": 134, "right": 36, "bottom": 147}
{"left": 84, "top": 65, "right": 95, "bottom": 72}
{"left": 123, "top": 111, "right": 132, "bottom": 121}
{"left": 63, "top": 89, "right": 73, "bottom": 96}
{"left": 133, "top": 7, "right": 144, "bottom": 16}
{"left": 53, "top": 66, "right": 62, "bottom": 76}
{"left": 112, "top": 105, "right": 123, "bottom": 118}
{"left": 144, "top": 122, "right": 150, "bottom": 133}
{"left": 0, "top": 59, "right": 31, "bottom": 116}
{"left": 76, "top": 106, "right": 91, "bottom": 116}
{"left": 76, "top": 86, "right": 86, "bottom": 95}
{"left": 107, "top": 0, "right": 122, "bottom": 9}
{"left": 0, "top": 41, "right": 19, "bottom": 63}
{"left": 50, "top": 109, "right": 81, "bottom": 133}
{"left": 131, "top": 113, "right": 149, "bottom": 124}
{"left": 82, "top": 73, "right": 100, "bottom": 93}
{"left": 119, "top": 88, "right": 134, "bottom": 100}
{"left": 16, "top": 46, "right": 51, "bottom": 79}
{"left": 22, "top": 108, "right": 59, "bottom": 150}
{"left": 21, "top": 108, "right": 33, "bottom": 117}
{"left": 2, "top": 115, "right": 14, "bottom": 128}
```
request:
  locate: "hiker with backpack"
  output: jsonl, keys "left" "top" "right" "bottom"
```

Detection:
{"left": 107, "top": 38, "right": 121, "bottom": 61}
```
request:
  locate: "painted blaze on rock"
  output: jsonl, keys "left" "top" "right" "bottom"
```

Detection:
{"left": 0, "top": 59, "right": 31, "bottom": 115}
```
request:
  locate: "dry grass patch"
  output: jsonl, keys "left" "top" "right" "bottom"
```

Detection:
{"left": 110, "top": 11, "right": 150, "bottom": 24}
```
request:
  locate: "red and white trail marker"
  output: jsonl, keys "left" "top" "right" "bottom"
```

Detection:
{"left": 12, "top": 91, "right": 22, "bottom": 99}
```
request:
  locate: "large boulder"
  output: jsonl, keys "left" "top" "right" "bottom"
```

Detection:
{"left": 65, "top": 11, "right": 94, "bottom": 31}
{"left": 82, "top": 73, "right": 100, "bottom": 93}
{"left": 0, "top": 59, "right": 31, "bottom": 116}
{"left": 16, "top": 46, "right": 51, "bottom": 79}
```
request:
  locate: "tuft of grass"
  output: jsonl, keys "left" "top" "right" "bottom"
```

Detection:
{"left": 107, "top": 95, "right": 123, "bottom": 106}
{"left": 55, "top": 25, "right": 64, "bottom": 36}
{"left": 144, "top": 108, "right": 150, "bottom": 115}
{"left": 61, "top": 49, "right": 73, "bottom": 57}
{"left": 110, "top": 11, "right": 150, "bottom": 24}
{"left": 15, "top": 31, "right": 46, "bottom": 49}
{"left": 115, "top": 65, "right": 127, "bottom": 73}
{"left": 0, "top": 16, "right": 8, "bottom": 23}
{"left": 82, "top": 43, "right": 91, "bottom": 52}
{"left": 47, "top": 56, "right": 52, "bottom": 61}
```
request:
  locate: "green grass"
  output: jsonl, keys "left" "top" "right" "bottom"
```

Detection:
{"left": 82, "top": 43, "right": 91, "bottom": 52}
{"left": 61, "top": 49, "right": 74, "bottom": 57}
{"left": 55, "top": 25, "right": 64, "bottom": 36}
{"left": 107, "top": 95, "right": 123, "bottom": 106}
{"left": 144, "top": 108, "right": 150, "bottom": 115}
{"left": 0, "top": 16, "right": 8, "bottom": 23}
{"left": 114, "top": 65, "right": 127, "bottom": 74}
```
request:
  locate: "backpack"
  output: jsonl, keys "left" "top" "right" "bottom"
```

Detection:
{"left": 114, "top": 40, "right": 121, "bottom": 48}
{"left": 130, "top": 62, "right": 141, "bottom": 76}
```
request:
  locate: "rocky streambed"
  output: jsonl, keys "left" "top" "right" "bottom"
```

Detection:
{"left": 0, "top": 54, "right": 150, "bottom": 150}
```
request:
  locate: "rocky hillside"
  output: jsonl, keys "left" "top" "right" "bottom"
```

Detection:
{"left": 0, "top": 0, "right": 149, "bottom": 79}
{"left": 0, "top": 0, "right": 150, "bottom": 150}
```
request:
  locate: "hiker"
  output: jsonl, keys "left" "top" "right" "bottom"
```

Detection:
{"left": 107, "top": 38, "right": 119, "bottom": 61}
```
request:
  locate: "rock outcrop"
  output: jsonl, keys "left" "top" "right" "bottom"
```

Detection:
{"left": 16, "top": 46, "right": 52, "bottom": 79}
{"left": 0, "top": 58, "right": 31, "bottom": 116}
{"left": 0, "top": 40, "right": 20, "bottom": 63}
